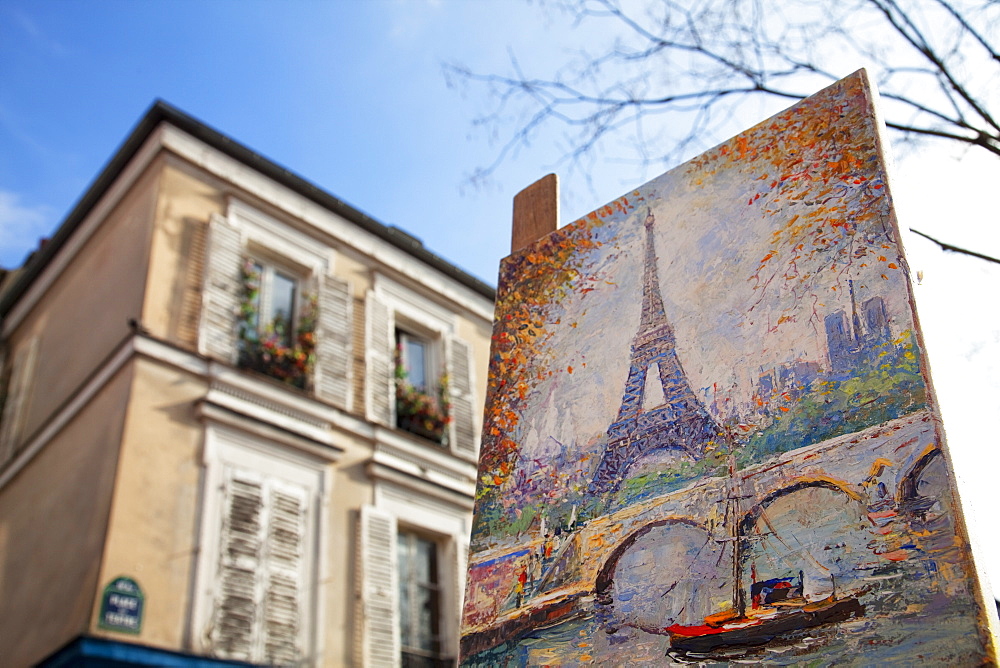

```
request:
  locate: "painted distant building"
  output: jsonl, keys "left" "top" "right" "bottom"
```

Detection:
{"left": 0, "top": 102, "right": 494, "bottom": 667}
{"left": 825, "top": 281, "right": 893, "bottom": 375}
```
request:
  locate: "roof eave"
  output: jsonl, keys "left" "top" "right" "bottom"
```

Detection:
{"left": 0, "top": 100, "right": 496, "bottom": 318}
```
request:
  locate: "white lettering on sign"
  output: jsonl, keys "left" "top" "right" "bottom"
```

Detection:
{"left": 108, "top": 594, "right": 139, "bottom": 610}
{"left": 103, "top": 611, "right": 139, "bottom": 629}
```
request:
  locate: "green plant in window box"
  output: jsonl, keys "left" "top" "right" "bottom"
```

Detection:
{"left": 237, "top": 259, "right": 316, "bottom": 390}
{"left": 394, "top": 344, "right": 452, "bottom": 444}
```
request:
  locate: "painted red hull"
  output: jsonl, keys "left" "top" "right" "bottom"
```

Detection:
{"left": 666, "top": 597, "right": 865, "bottom": 653}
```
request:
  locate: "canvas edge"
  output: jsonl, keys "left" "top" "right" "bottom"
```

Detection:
{"left": 863, "top": 67, "right": 1000, "bottom": 654}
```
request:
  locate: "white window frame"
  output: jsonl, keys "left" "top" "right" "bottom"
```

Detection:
{"left": 190, "top": 423, "right": 329, "bottom": 664}
{"left": 240, "top": 253, "right": 308, "bottom": 347}
{"left": 395, "top": 327, "right": 437, "bottom": 393}
{"left": 373, "top": 481, "right": 470, "bottom": 665}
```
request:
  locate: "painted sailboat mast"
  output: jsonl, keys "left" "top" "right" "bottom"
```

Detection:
{"left": 729, "top": 452, "right": 746, "bottom": 618}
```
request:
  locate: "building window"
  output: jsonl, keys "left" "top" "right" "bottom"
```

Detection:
{"left": 237, "top": 259, "right": 317, "bottom": 389}
{"left": 398, "top": 331, "right": 429, "bottom": 390}
{"left": 394, "top": 329, "right": 450, "bottom": 444}
{"left": 397, "top": 530, "right": 446, "bottom": 668}
{"left": 244, "top": 261, "right": 298, "bottom": 347}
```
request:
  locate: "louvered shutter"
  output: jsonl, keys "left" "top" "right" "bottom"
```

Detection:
{"left": 365, "top": 293, "right": 394, "bottom": 427}
{"left": 455, "top": 537, "right": 470, "bottom": 614}
{"left": 262, "top": 482, "right": 307, "bottom": 665}
{"left": 0, "top": 337, "right": 38, "bottom": 462}
{"left": 212, "top": 471, "right": 264, "bottom": 661}
{"left": 201, "top": 215, "right": 243, "bottom": 363}
{"left": 314, "top": 274, "right": 353, "bottom": 409}
{"left": 447, "top": 337, "right": 477, "bottom": 457}
{"left": 357, "top": 505, "right": 400, "bottom": 667}
{"left": 448, "top": 536, "right": 470, "bottom": 662}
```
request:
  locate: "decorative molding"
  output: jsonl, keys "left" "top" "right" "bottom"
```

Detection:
{"left": 374, "top": 427, "right": 478, "bottom": 484}
{"left": 195, "top": 401, "right": 343, "bottom": 463}
{"left": 227, "top": 199, "right": 332, "bottom": 276}
{"left": 375, "top": 273, "right": 457, "bottom": 336}
{"left": 159, "top": 124, "right": 494, "bottom": 322}
{"left": 368, "top": 461, "right": 475, "bottom": 511}
{"left": 206, "top": 364, "right": 374, "bottom": 441}
{"left": 208, "top": 380, "right": 328, "bottom": 430}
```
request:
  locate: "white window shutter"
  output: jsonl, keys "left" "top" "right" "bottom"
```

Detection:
{"left": 262, "top": 482, "right": 307, "bottom": 665}
{"left": 455, "top": 537, "right": 469, "bottom": 615}
{"left": 365, "top": 292, "right": 394, "bottom": 427}
{"left": 200, "top": 214, "right": 243, "bottom": 363}
{"left": 447, "top": 536, "right": 470, "bottom": 661}
{"left": 0, "top": 337, "right": 39, "bottom": 463}
{"left": 210, "top": 469, "right": 309, "bottom": 664}
{"left": 314, "top": 274, "right": 353, "bottom": 409}
{"left": 212, "top": 471, "right": 264, "bottom": 661}
{"left": 447, "top": 337, "right": 477, "bottom": 457}
{"left": 357, "top": 505, "right": 400, "bottom": 667}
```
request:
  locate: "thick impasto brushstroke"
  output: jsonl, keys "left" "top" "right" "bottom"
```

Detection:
{"left": 461, "top": 71, "right": 995, "bottom": 665}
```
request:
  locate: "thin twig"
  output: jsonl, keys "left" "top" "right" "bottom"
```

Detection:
{"left": 909, "top": 229, "right": 1000, "bottom": 265}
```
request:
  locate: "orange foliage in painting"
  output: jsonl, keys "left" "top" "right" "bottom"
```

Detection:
{"left": 476, "top": 202, "right": 625, "bottom": 499}
{"left": 688, "top": 75, "right": 902, "bottom": 330}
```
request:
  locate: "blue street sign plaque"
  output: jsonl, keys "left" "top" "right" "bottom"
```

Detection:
{"left": 98, "top": 576, "right": 144, "bottom": 634}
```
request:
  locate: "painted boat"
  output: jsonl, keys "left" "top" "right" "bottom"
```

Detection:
{"left": 665, "top": 455, "right": 865, "bottom": 654}
{"left": 666, "top": 594, "right": 864, "bottom": 653}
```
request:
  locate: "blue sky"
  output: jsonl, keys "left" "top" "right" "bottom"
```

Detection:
{"left": 2, "top": 0, "right": 999, "bottom": 592}
{"left": 0, "top": 0, "right": 586, "bottom": 280}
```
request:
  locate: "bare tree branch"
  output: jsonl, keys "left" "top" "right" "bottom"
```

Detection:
{"left": 448, "top": 0, "right": 1000, "bottom": 181}
{"left": 910, "top": 229, "right": 1000, "bottom": 264}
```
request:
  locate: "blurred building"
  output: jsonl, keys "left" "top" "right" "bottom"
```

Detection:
{"left": 0, "top": 102, "right": 494, "bottom": 667}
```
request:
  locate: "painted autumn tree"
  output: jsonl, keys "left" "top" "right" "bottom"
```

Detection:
{"left": 686, "top": 73, "right": 903, "bottom": 334}
{"left": 473, "top": 196, "right": 638, "bottom": 536}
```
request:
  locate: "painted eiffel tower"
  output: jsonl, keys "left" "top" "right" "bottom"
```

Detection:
{"left": 590, "top": 210, "right": 722, "bottom": 496}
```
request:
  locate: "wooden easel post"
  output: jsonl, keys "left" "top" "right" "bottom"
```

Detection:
{"left": 511, "top": 174, "right": 559, "bottom": 253}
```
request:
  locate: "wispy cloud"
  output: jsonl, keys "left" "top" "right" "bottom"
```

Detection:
{"left": 0, "top": 190, "right": 56, "bottom": 269}
{"left": 6, "top": 6, "right": 72, "bottom": 57}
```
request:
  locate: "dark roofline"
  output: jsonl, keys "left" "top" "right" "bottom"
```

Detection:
{"left": 0, "top": 100, "right": 495, "bottom": 316}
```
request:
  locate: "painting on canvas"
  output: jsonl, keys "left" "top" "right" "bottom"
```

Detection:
{"left": 460, "top": 71, "right": 996, "bottom": 665}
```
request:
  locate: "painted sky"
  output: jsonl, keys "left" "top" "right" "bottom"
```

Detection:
{"left": 505, "top": 74, "right": 914, "bottom": 473}
{"left": 2, "top": 0, "right": 997, "bottom": 592}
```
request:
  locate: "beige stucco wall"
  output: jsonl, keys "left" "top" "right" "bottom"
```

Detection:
{"left": 456, "top": 311, "right": 494, "bottom": 434}
{"left": 0, "top": 364, "right": 132, "bottom": 667}
{"left": 90, "top": 357, "right": 207, "bottom": 650}
{"left": 14, "top": 162, "right": 159, "bottom": 448}
{"left": 321, "top": 427, "right": 376, "bottom": 665}
{"left": 142, "top": 158, "right": 225, "bottom": 351}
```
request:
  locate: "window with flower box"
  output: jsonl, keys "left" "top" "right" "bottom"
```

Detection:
{"left": 237, "top": 258, "right": 316, "bottom": 390}
{"left": 395, "top": 329, "right": 451, "bottom": 445}
{"left": 365, "top": 284, "right": 478, "bottom": 459}
{"left": 200, "top": 210, "right": 353, "bottom": 410}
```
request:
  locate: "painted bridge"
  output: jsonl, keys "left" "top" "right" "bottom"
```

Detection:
{"left": 462, "top": 409, "right": 950, "bottom": 654}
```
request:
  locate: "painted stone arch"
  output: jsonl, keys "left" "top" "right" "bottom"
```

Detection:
{"left": 593, "top": 517, "right": 728, "bottom": 630}
{"left": 896, "top": 447, "right": 958, "bottom": 559}
{"left": 738, "top": 478, "right": 871, "bottom": 601}
{"left": 738, "top": 478, "right": 864, "bottom": 536}
{"left": 897, "top": 447, "right": 946, "bottom": 509}
{"left": 595, "top": 517, "right": 709, "bottom": 602}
